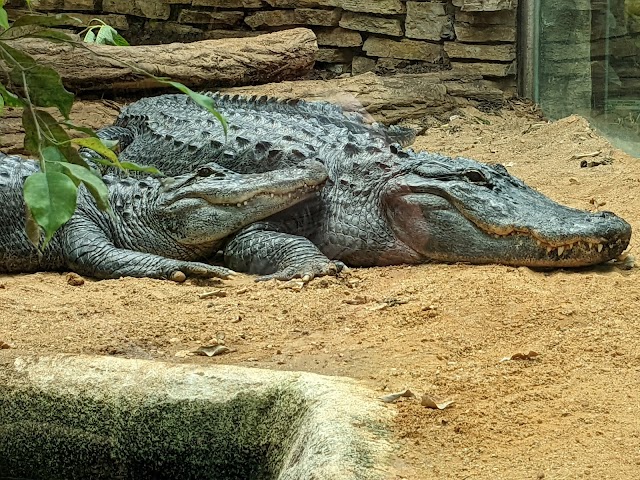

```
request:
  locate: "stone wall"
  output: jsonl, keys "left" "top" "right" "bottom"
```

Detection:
{"left": 8, "top": 0, "right": 518, "bottom": 90}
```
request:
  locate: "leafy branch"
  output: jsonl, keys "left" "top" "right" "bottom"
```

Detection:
{"left": 0, "top": 7, "right": 227, "bottom": 246}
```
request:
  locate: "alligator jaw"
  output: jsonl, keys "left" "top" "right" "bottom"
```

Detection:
{"left": 190, "top": 182, "right": 324, "bottom": 208}
{"left": 468, "top": 227, "right": 631, "bottom": 267}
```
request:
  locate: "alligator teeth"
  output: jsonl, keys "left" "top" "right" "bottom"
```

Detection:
{"left": 557, "top": 246, "right": 565, "bottom": 256}
{"left": 243, "top": 201, "right": 248, "bottom": 206}
{"left": 536, "top": 240, "right": 542, "bottom": 246}
{"left": 546, "top": 247, "right": 552, "bottom": 254}
{"left": 237, "top": 202, "right": 242, "bottom": 207}
{"left": 597, "top": 244, "right": 603, "bottom": 253}
{"left": 588, "top": 242, "right": 594, "bottom": 249}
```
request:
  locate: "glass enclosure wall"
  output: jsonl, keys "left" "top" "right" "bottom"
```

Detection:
{"left": 534, "top": 0, "right": 640, "bottom": 156}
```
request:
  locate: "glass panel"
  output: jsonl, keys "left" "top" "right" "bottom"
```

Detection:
{"left": 535, "top": 0, "right": 640, "bottom": 156}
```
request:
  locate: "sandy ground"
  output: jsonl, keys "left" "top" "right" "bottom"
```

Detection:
{"left": 1, "top": 101, "right": 640, "bottom": 479}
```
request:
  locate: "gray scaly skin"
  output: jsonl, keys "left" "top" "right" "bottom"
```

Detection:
{"left": 89, "top": 93, "right": 632, "bottom": 279}
{"left": 0, "top": 153, "right": 327, "bottom": 280}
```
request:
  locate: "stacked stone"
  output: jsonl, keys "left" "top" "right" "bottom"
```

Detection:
{"left": 14, "top": 0, "right": 518, "bottom": 85}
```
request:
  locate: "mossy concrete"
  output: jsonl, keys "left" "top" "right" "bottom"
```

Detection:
{"left": 0, "top": 353, "right": 396, "bottom": 480}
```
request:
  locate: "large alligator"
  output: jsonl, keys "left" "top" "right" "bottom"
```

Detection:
{"left": 87, "top": 93, "right": 632, "bottom": 280}
{"left": 0, "top": 153, "right": 327, "bottom": 280}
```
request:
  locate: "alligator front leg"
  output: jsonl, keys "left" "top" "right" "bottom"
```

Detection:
{"left": 224, "top": 225, "right": 345, "bottom": 281}
{"left": 62, "top": 218, "right": 233, "bottom": 281}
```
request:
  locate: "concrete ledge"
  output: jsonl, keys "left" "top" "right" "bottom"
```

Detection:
{"left": 0, "top": 354, "right": 396, "bottom": 480}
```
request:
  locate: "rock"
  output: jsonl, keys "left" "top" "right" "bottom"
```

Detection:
{"left": 31, "top": 0, "right": 94, "bottom": 11}
{"left": 454, "top": 24, "right": 516, "bottom": 42}
{"left": 339, "top": 12, "right": 403, "bottom": 36}
{"left": 375, "top": 57, "right": 406, "bottom": 72}
{"left": 6, "top": 9, "right": 130, "bottom": 30}
{"left": 245, "top": 9, "right": 296, "bottom": 28}
{"left": 295, "top": 8, "right": 342, "bottom": 26}
{"left": 76, "top": 13, "right": 130, "bottom": 30}
{"left": 192, "top": 0, "right": 263, "bottom": 6}
{"left": 137, "top": 21, "right": 206, "bottom": 43}
{"left": 450, "top": 61, "right": 516, "bottom": 77}
{"left": 340, "top": 0, "right": 406, "bottom": 15}
{"left": 455, "top": 9, "right": 516, "bottom": 24}
{"left": 405, "top": 2, "right": 451, "bottom": 41}
{"left": 444, "top": 42, "right": 516, "bottom": 61}
{"left": 202, "top": 29, "right": 263, "bottom": 40}
{"left": 316, "top": 48, "right": 355, "bottom": 63}
{"left": 0, "top": 354, "right": 398, "bottom": 479}
{"left": 443, "top": 76, "right": 508, "bottom": 102}
{"left": 363, "top": 36, "right": 442, "bottom": 61}
{"left": 452, "top": 0, "right": 517, "bottom": 11}
{"left": 66, "top": 273, "right": 85, "bottom": 286}
{"left": 103, "top": 0, "right": 170, "bottom": 20}
{"left": 351, "top": 55, "right": 376, "bottom": 75}
{"left": 266, "top": 0, "right": 338, "bottom": 6}
{"left": 178, "top": 10, "right": 245, "bottom": 26}
{"left": 315, "top": 27, "right": 363, "bottom": 47}
{"left": 222, "top": 72, "right": 454, "bottom": 123}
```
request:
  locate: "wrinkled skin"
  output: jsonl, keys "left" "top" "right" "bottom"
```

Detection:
{"left": 0, "top": 154, "right": 327, "bottom": 280}
{"left": 88, "top": 94, "right": 632, "bottom": 279}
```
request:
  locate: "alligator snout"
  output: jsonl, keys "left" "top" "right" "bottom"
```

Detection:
{"left": 586, "top": 210, "right": 632, "bottom": 243}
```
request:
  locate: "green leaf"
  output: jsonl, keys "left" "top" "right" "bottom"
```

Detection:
{"left": 95, "top": 25, "right": 114, "bottom": 45}
{"left": 72, "top": 136, "right": 120, "bottom": 165}
{"left": 0, "top": 7, "right": 9, "bottom": 31}
{"left": 0, "top": 42, "right": 74, "bottom": 118}
{"left": 0, "top": 83, "right": 24, "bottom": 107}
{"left": 59, "top": 162, "right": 109, "bottom": 211}
{"left": 88, "top": 156, "right": 118, "bottom": 168}
{"left": 119, "top": 161, "right": 162, "bottom": 175}
{"left": 0, "top": 41, "right": 37, "bottom": 69}
{"left": 24, "top": 207, "right": 42, "bottom": 247}
{"left": 11, "top": 13, "right": 82, "bottom": 28}
{"left": 162, "top": 81, "right": 228, "bottom": 136}
{"left": 41, "top": 145, "right": 66, "bottom": 164}
{"left": 83, "top": 28, "right": 96, "bottom": 44}
{"left": 83, "top": 25, "right": 129, "bottom": 46}
{"left": 28, "top": 29, "right": 76, "bottom": 43}
{"left": 63, "top": 120, "right": 98, "bottom": 137}
{"left": 22, "top": 109, "right": 88, "bottom": 168}
{"left": 23, "top": 170, "right": 78, "bottom": 247}
{"left": 20, "top": 65, "right": 74, "bottom": 118}
{"left": 111, "top": 32, "right": 129, "bottom": 46}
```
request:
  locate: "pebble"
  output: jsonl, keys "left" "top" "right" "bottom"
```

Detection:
{"left": 170, "top": 271, "right": 187, "bottom": 283}
{"left": 66, "top": 272, "right": 85, "bottom": 286}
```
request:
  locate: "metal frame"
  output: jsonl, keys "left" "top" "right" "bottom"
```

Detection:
{"left": 518, "top": 0, "right": 539, "bottom": 101}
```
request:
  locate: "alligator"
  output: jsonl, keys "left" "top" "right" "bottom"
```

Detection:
{"left": 0, "top": 153, "right": 327, "bottom": 280}
{"left": 86, "top": 93, "right": 632, "bottom": 280}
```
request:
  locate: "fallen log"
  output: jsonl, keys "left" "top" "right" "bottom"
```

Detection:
{"left": 1, "top": 28, "right": 318, "bottom": 92}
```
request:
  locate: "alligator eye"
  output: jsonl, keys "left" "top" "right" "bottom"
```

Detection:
{"left": 463, "top": 170, "right": 488, "bottom": 184}
{"left": 197, "top": 166, "right": 225, "bottom": 178}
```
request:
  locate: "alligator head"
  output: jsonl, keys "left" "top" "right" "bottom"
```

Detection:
{"left": 379, "top": 153, "right": 631, "bottom": 267}
{"left": 142, "top": 160, "right": 327, "bottom": 246}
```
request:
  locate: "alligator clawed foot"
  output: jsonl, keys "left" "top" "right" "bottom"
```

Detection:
{"left": 255, "top": 260, "right": 346, "bottom": 282}
{"left": 172, "top": 263, "right": 236, "bottom": 281}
